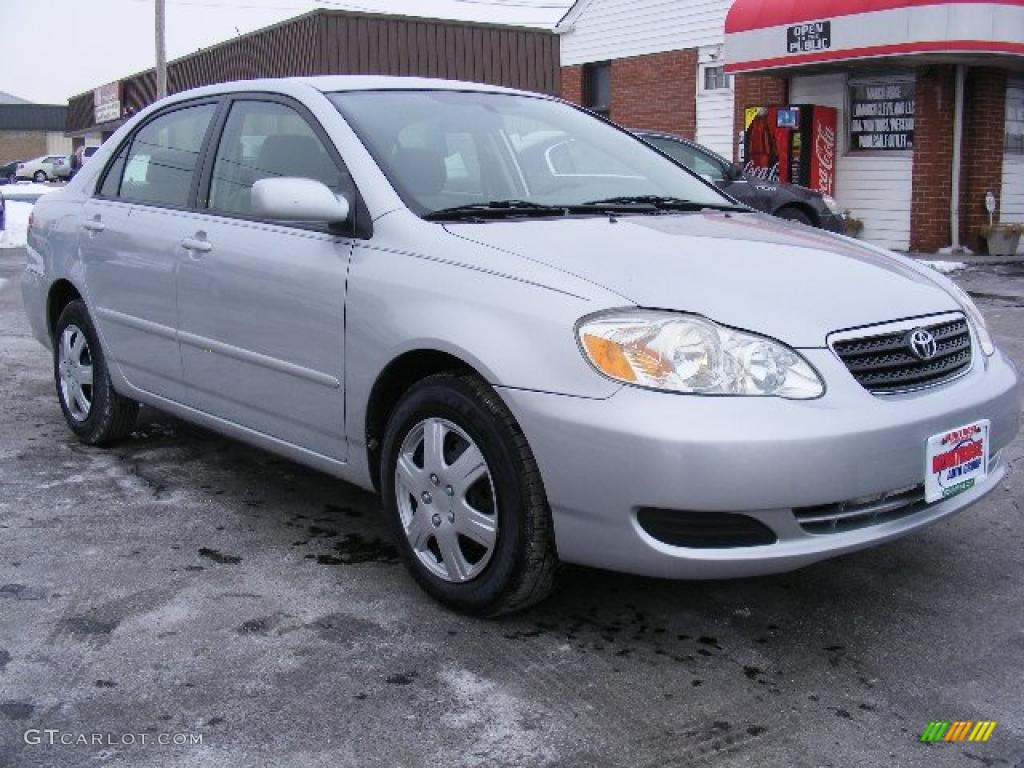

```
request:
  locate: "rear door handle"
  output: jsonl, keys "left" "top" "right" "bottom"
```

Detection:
{"left": 181, "top": 237, "right": 213, "bottom": 254}
{"left": 82, "top": 220, "right": 105, "bottom": 233}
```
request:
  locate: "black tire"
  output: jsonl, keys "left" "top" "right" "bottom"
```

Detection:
{"left": 775, "top": 206, "right": 814, "bottom": 226}
{"left": 33, "top": 170, "right": 47, "bottom": 183}
{"left": 380, "top": 372, "right": 557, "bottom": 616}
{"left": 54, "top": 300, "right": 138, "bottom": 445}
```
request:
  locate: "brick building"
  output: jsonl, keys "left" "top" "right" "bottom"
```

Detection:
{"left": 557, "top": 0, "right": 1024, "bottom": 254}
{"left": 0, "top": 92, "right": 71, "bottom": 167}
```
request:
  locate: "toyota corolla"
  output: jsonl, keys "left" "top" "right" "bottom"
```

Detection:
{"left": 21, "top": 77, "right": 1021, "bottom": 615}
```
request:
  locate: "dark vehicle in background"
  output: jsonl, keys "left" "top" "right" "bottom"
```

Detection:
{"left": 635, "top": 131, "right": 846, "bottom": 234}
{"left": 1, "top": 160, "right": 22, "bottom": 184}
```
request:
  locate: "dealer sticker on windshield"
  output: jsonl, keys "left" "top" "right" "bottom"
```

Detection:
{"left": 925, "top": 420, "right": 989, "bottom": 504}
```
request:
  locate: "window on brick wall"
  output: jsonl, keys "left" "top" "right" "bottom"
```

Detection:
{"left": 1007, "top": 81, "right": 1024, "bottom": 155}
{"left": 584, "top": 61, "right": 611, "bottom": 117}
{"left": 702, "top": 65, "right": 731, "bottom": 91}
{"left": 848, "top": 75, "right": 915, "bottom": 152}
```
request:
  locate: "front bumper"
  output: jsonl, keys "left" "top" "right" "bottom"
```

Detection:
{"left": 818, "top": 210, "right": 846, "bottom": 234}
{"left": 498, "top": 346, "right": 1021, "bottom": 579}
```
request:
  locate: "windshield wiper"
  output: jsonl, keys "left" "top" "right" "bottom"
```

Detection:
{"left": 581, "top": 195, "right": 747, "bottom": 212}
{"left": 423, "top": 200, "right": 572, "bottom": 221}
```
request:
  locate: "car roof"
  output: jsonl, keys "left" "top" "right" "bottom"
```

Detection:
{"left": 156, "top": 75, "right": 540, "bottom": 108}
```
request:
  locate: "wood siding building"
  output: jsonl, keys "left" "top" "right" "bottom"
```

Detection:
{"left": 67, "top": 9, "right": 560, "bottom": 135}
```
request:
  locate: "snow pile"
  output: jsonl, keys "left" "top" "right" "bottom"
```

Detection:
{"left": 920, "top": 260, "right": 967, "bottom": 274}
{"left": 0, "top": 200, "right": 32, "bottom": 248}
{"left": 1, "top": 182, "right": 58, "bottom": 200}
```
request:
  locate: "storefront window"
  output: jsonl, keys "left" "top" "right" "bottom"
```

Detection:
{"left": 1007, "top": 82, "right": 1024, "bottom": 155}
{"left": 848, "top": 77, "right": 915, "bottom": 151}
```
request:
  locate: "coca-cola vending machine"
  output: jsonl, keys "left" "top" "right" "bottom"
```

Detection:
{"left": 740, "top": 104, "right": 837, "bottom": 196}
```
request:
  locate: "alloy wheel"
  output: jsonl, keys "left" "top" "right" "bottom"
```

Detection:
{"left": 58, "top": 324, "right": 94, "bottom": 422}
{"left": 394, "top": 417, "right": 498, "bottom": 583}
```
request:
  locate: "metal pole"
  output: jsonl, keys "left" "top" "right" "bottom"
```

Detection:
{"left": 155, "top": 0, "right": 168, "bottom": 100}
{"left": 950, "top": 64, "right": 965, "bottom": 250}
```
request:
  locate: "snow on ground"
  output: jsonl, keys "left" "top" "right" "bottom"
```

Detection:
{"left": 920, "top": 260, "right": 967, "bottom": 274}
{"left": 0, "top": 201, "right": 32, "bottom": 248}
{"left": 1, "top": 182, "right": 58, "bottom": 199}
{"left": 936, "top": 245, "right": 974, "bottom": 257}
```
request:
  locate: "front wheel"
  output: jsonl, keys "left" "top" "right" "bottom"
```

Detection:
{"left": 33, "top": 170, "right": 47, "bottom": 183}
{"left": 54, "top": 300, "right": 138, "bottom": 445}
{"left": 380, "top": 373, "right": 557, "bottom": 616}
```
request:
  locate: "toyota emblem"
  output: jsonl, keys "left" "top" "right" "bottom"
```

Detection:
{"left": 907, "top": 328, "right": 938, "bottom": 360}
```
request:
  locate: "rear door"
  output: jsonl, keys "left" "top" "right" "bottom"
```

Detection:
{"left": 81, "top": 100, "right": 219, "bottom": 401}
{"left": 175, "top": 95, "right": 355, "bottom": 460}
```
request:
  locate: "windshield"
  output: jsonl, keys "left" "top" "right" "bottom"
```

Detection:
{"left": 329, "top": 90, "right": 732, "bottom": 217}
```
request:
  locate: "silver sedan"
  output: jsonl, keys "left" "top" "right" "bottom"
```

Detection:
{"left": 21, "top": 77, "right": 1021, "bottom": 615}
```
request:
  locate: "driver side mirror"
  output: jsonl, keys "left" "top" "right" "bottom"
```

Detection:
{"left": 726, "top": 163, "right": 744, "bottom": 181}
{"left": 251, "top": 177, "right": 350, "bottom": 223}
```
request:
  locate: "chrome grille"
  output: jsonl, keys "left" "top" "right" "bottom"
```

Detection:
{"left": 795, "top": 451, "right": 1002, "bottom": 534}
{"left": 833, "top": 317, "right": 972, "bottom": 394}
{"left": 794, "top": 485, "right": 927, "bottom": 534}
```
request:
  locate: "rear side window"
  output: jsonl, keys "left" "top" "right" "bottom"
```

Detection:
{"left": 107, "top": 103, "right": 216, "bottom": 208}
{"left": 647, "top": 138, "right": 725, "bottom": 181}
{"left": 207, "top": 100, "right": 351, "bottom": 217}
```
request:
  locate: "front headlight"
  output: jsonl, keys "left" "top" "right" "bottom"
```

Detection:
{"left": 947, "top": 282, "right": 995, "bottom": 356}
{"left": 577, "top": 311, "right": 824, "bottom": 399}
{"left": 820, "top": 194, "right": 841, "bottom": 214}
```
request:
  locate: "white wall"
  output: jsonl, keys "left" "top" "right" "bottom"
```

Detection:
{"left": 696, "top": 46, "right": 734, "bottom": 158}
{"left": 45, "top": 131, "right": 72, "bottom": 155}
{"left": 790, "top": 73, "right": 914, "bottom": 251}
{"left": 560, "top": 0, "right": 732, "bottom": 66}
{"left": 1002, "top": 81, "right": 1024, "bottom": 253}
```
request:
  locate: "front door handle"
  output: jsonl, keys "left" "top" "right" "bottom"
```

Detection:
{"left": 181, "top": 237, "right": 213, "bottom": 254}
{"left": 82, "top": 219, "right": 105, "bottom": 233}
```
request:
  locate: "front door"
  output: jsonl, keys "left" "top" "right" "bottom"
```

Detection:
{"left": 176, "top": 97, "right": 355, "bottom": 460}
{"left": 81, "top": 101, "right": 218, "bottom": 401}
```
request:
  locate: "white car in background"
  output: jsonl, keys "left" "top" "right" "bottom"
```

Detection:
{"left": 16, "top": 154, "right": 71, "bottom": 182}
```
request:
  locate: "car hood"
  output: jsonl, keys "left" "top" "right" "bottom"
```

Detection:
{"left": 445, "top": 211, "right": 959, "bottom": 347}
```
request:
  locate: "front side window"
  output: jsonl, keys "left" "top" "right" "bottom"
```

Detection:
{"left": 113, "top": 103, "right": 215, "bottom": 206}
{"left": 584, "top": 62, "right": 611, "bottom": 117}
{"left": 848, "top": 77, "right": 915, "bottom": 152}
{"left": 1006, "top": 81, "right": 1024, "bottom": 155}
{"left": 330, "top": 90, "right": 730, "bottom": 217}
{"left": 207, "top": 100, "right": 351, "bottom": 217}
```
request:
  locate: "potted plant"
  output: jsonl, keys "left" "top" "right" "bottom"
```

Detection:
{"left": 978, "top": 222, "right": 1024, "bottom": 257}
{"left": 843, "top": 215, "right": 864, "bottom": 238}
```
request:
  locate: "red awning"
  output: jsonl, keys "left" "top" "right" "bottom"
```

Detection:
{"left": 724, "top": 0, "right": 1024, "bottom": 73}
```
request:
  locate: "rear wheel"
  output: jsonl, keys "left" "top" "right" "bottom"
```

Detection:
{"left": 54, "top": 300, "right": 138, "bottom": 445}
{"left": 775, "top": 206, "right": 814, "bottom": 226}
{"left": 33, "top": 170, "right": 47, "bottom": 183}
{"left": 380, "top": 373, "right": 557, "bottom": 616}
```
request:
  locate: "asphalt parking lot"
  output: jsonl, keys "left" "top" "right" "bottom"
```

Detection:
{"left": 0, "top": 246, "right": 1021, "bottom": 768}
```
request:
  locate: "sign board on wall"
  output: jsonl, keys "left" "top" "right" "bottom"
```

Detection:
{"left": 786, "top": 21, "right": 831, "bottom": 54}
{"left": 93, "top": 82, "right": 122, "bottom": 125}
{"left": 849, "top": 82, "right": 915, "bottom": 150}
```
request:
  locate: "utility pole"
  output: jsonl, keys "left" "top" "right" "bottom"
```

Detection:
{"left": 155, "top": 0, "right": 168, "bottom": 99}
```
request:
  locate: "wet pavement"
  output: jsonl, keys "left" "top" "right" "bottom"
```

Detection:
{"left": 0, "top": 247, "right": 1022, "bottom": 767}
